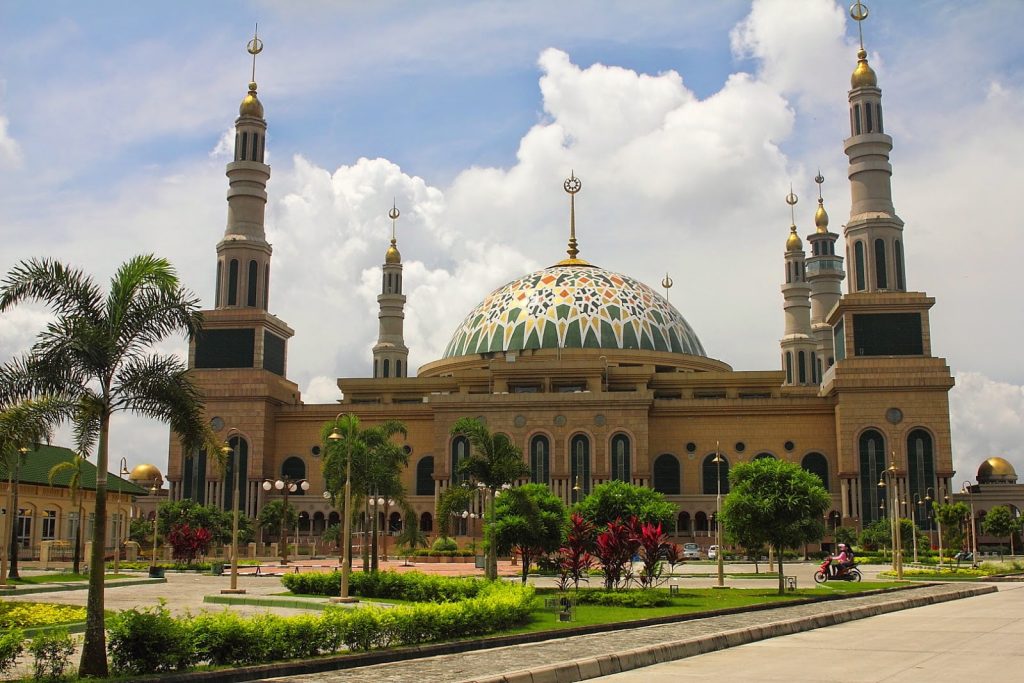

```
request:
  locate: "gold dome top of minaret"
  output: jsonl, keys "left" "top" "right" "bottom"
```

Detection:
{"left": 239, "top": 26, "right": 265, "bottom": 118}
{"left": 851, "top": 48, "right": 877, "bottom": 88}
{"left": 814, "top": 172, "right": 829, "bottom": 233}
{"left": 385, "top": 203, "right": 402, "bottom": 264}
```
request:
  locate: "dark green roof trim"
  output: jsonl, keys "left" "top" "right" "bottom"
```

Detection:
{"left": 0, "top": 444, "right": 148, "bottom": 495}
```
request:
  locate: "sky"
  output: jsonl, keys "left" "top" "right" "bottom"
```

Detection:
{"left": 1, "top": 0, "right": 1022, "bottom": 483}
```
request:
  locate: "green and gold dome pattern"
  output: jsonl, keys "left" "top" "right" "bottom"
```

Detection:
{"left": 442, "top": 265, "right": 706, "bottom": 359}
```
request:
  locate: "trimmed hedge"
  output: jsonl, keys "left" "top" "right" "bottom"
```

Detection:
{"left": 282, "top": 569, "right": 488, "bottom": 602}
{"left": 106, "top": 583, "right": 535, "bottom": 675}
{"left": 571, "top": 590, "right": 672, "bottom": 608}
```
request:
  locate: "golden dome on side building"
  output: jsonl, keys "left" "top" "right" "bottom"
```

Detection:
{"left": 977, "top": 457, "right": 1017, "bottom": 485}
{"left": 239, "top": 82, "right": 264, "bottom": 118}
{"left": 129, "top": 463, "right": 164, "bottom": 486}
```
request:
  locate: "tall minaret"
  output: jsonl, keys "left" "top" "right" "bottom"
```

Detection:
{"left": 214, "top": 29, "right": 272, "bottom": 310}
{"left": 780, "top": 188, "right": 816, "bottom": 386}
{"left": 805, "top": 172, "right": 845, "bottom": 378}
{"left": 372, "top": 203, "right": 409, "bottom": 378}
{"left": 843, "top": 3, "right": 906, "bottom": 294}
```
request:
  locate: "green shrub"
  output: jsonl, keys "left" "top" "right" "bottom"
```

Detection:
{"left": 0, "top": 628, "right": 24, "bottom": 677}
{"left": 29, "top": 629, "right": 75, "bottom": 682}
{"left": 0, "top": 602, "right": 86, "bottom": 629}
{"left": 572, "top": 590, "right": 671, "bottom": 608}
{"left": 431, "top": 536, "right": 458, "bottom": 552}
{"left": 107, "top": 601, "right": 194, "bottom": 675}
{"left": 281, "top": 570, "right": 488, "bottom": 602}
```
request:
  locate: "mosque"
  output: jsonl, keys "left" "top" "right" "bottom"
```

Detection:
{"left": 160, "top": 9, "right": 981, "bottom": 551}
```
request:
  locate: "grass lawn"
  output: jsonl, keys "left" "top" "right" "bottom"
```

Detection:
{"left": 10, "top": 573, "right": 137, "bottom": 585}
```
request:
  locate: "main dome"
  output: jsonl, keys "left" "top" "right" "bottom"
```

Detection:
{"left": 442, "top": 264, "right": 706, "bottom": 359}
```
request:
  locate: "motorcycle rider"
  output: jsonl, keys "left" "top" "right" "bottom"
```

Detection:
{"left": 831, "top": 543, "right": 852, "bottom": 578}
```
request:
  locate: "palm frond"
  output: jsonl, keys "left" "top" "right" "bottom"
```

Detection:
{"left": 112, "top": 354, "right": 206, "bottom": 453}
{"left": 0, "top": 257, "right": 103, "bottom": 321}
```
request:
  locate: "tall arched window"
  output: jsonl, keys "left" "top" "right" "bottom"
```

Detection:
{"left": 653, "top": 454, "right": 680, "bottom": 494}
{"left": 415, "top": 456, "right": 434, "bottom": 496}
{"left": 247, "top": 260, "right": 259, "bottom": 307}
{"left": 854, "top": 241, "right": 866, "bottom": 291}
{"left": 677, "top": 511, "right": 691, "bottom": 533}
{"left": 222, "top": 436, "right": 249, "bottom": 512}
{"left": 785, "top": 352, "right": 793, "bottom": 384}
{"left": 702, "top": 454, "right": 729, "bottom": 495}
{"left": 569, "top": 434, "right": 591, "bottom": 503}
{"left": 182, "top": 448, "right": 208, "bottom": 505}
{"left": 695, "top": 511, "right": 709, "bottom": 533}
{"left": 894, "top": 240, "right": 905, "bottom": 290}
{"left": 858, "top": 429, "right": 886, "bottom": 523}
{"left": 451, "top": 436, "right": 469, "bottom": 485}
{"left": 264, "top": 264, "right": 270, "bottom": 310}
{"left": 281, "top": 456, "right": 306, "bottom": 495}
{"left": 227, "top": 259, "right": 239, "bottom": 305}
{"left": 801, "top": 452, "right": 829, "bottom": 492}
{"left": 419, "top": 512, "right": 433, "bottom": 532}
{"left": 874, "top": 238, "right": 888, "bottom": 289}
{"left": 215, "top": 260, "right": 222, "bottom": 308}
{"left": 610, "top": 433, "right": 630, "bottom": 483}
{"left": 396, "top": 360, "right": 402, "bottom": 378}
{"left": 529, "top": 435, "right": 550, "bottom": 485}
{"left": 907, "top": 429, "right": 935, "bottom": 513}
{"left": 383, "top": 359, "right": 390, "bottom": 378}
{"left": 798, "top": 350, "right": 807, "bottom": 384}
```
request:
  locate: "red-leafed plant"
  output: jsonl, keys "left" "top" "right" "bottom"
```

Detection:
{"left": 635, "top": 520, "right": 675, "bottom": 588}
{"left": 556, "top": 513, "right": 595, "bottom": 591}
{"left": 166, "top": 523, "right": 212, "bottom": 564}
{"left": 594, "top": 517, "right": 640, "bottom": 590}
{"left": 664, "top": 542, "right": 684, "bottom": 573}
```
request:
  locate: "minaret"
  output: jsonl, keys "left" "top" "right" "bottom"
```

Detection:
{"left": 780, "top": 188, "right": 816, "bottom": 386}
{"left": 372, "top": 203, "right": 409, "bottom": 378}
{"left": 843, "top": 3, "right": 906, "bottom": 293}
{"left": 214, "top": 30, "right": 272, "bottom": 310}
{"left": 805, "top": 172, "right": 845, "bottom": 378}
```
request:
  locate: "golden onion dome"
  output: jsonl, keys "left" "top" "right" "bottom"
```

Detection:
{"left": 129, "top": 463, "right": 163, "bottom": 483}
{"left": 851, "top": 48, "right": 877, "bottom": 88}
{"left": 239, "top": 81, "right": 264, "bottom": 118}
{"left": 815, "top": 199, "right": 829, "bottom": 233}
{"left": 786, "top": 225, "right": 803, "bottom": 252}
{"left": 385, "top": 240, "right": 401, "bottom": 264}
{"left": 977, "top": 457, "right": 1017, "bottom": 483}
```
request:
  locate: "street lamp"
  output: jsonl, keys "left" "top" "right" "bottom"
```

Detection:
{"left": 960, "top": 481, "right": 979, "bottom": 567}
{"left": 908, "top": 496, "right": 920, "bottom": 564}
{"left": 712, "top": 444, "right": 725, "bottom": 588}
{"left": 877, "top": 459, "right": 903, "bottom": 579}
{"left": 368, "top": 495, "right": 395, "bottom": 569}
{"left": 115, "top": 457, "right": 130, "bottom": 574}
{"left": 220, "top": 431, "right": 245, "bottom": 594}
{"left": 326, "top": 415, "right": 356, "bottom": 602}
{"left": 262, "top": 476, "right": 309, "bottom": 565}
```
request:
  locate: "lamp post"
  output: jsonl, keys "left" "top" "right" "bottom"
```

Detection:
{"left": 221, "top": 430, "right": 245, "bottom": 594}
{"left": 712, "top": 444, "right": 725, "bottom": 588}
{"left": 115, "top": 457, "right": 130, "bottom": 574}
{"left": 368, "top": 494, "right": 393, "bottom": 570}
{"left": 908, "top": 496, "right": 920, "bottom": 564}
{"left": 960, "top": 481, "right": 979, "bottom": 567}
{"left": 262, "top": 476, "right": 309, "bottom": 565}
{"left": 149, "top": 484, "right": 160, "bottom": 573}
{"left": 877, "top": 459, "right": 903, "bottom": 579}
{"left": 326, "top": 415, "right": 356, "bottom": 601}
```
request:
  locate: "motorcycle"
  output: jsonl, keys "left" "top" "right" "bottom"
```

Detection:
{"left": 813, "top": 556, "right": 862, "bottom": 583}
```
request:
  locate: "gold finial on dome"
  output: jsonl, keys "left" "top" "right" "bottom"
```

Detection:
{"left": 557, "top": 171, "right": 590, "bottom": 266}
{"left": 814, "top": 171, "right": 829, "bottom": 233}
{"left": 785, "top": 186, "right": 803, "bottom": 251}
{"left": 240, "top": 25, "right": 265, "bottom": 118}
{"left": 385, "top": 200, "right": 402, "bottom": 264}
{"left": 849, "top": 3, "right": 877, "bottom": 88}
{"left": 661, "top": 272, "right": 674, "bottom": 300}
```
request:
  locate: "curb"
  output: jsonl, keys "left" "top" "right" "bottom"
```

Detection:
{"left": 5, "top": 577, "right": 166, "bottom": 595}
{"left": 463, "top": 584, "right": 997, "bottom": 683}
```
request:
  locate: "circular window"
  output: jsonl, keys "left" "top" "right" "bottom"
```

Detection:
{"left": 594, "top": 414, "right": 606, "bottom": 427}
{"left": 784, "top": 441, "right": 795, "bottom": 452}
{"left": 310, "top": 445, "right": 321, "bottom": 457}
{"left": 554, "top": 415, "right": 567, "bottom": 427}
{"left": 735, "top": 442, "right": 746, "bottom": 452}
{"left": 885, "top": 407, "right": 903, "bottom": 424}
{"left": 513, "top": 415, "right": 527, "bottom": 428}
{"left": 209, "top": 417, "right": 224, "bottom": 432}
{"left": 686, "top": 442, "right": 696, "bottom": 453}
{"left": 402, "top": 445, "right": 413, "bottom": 455}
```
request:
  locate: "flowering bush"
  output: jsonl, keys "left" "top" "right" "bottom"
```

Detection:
{"left": 0, "top": 602, "right": 87, "bottom": 629}
{"left": 166, "top": 523, "right": 212, "bottom": 564}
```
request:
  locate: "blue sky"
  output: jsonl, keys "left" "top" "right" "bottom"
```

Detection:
{"left": 1, "top": 0, "right": 1022, "bottom": 479}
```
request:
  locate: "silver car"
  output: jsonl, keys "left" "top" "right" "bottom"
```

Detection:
{"left": 682, "top": 542, "right": 701, "bottom": 560}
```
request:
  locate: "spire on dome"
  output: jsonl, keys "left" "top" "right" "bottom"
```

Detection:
{"left": 385, "top": 201, "right": 402, "bottom": 264}
{"left": 814, "top": 171, "right": 829, "bottom": 233}
{"left": 557, "top": 172, "right": 590, "bottom": 266}
{"left": 785, "top": 186, "right": 802, "bottom": 251}
{"left": 240, "top": 25, "right": 265, "bottom": 118}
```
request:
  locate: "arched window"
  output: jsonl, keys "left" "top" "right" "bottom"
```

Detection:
{"left": 811, "top": 352, "right": 818, "bottom": 384}
{"left": 858, "top": 429, "right": 886, "bottom": 523}
{"left": 383, "top": 359, "right": 390, "bottom": 378}
{"left": 241, "top": 132, "right": 249, "bottom": 160}
{"left": 798, "top": 350, "right": 807, "bottom": 384}
{"left": 876, "top": 104, "right": 883, "bottom": 133}
{"left": 854, "top": 104, "right": 861, "bottom": 135}
{"left": 215, "top": 260, "right": 222, "bottom": 308}
{"left": 874, "top": 239, "right": 888, "bottom": 289}
{"left": 415, "top": 456, "right": 434, "bottom": 496}
{"left": 695, "top": 511, "right": 709, "bottom": 533}
{"left": 754, "top": 452, "right": 775, "bottom": 461}
{"left": 373, "top": 360, "right": 378, "bottom": 378}
{"left": 222, "top": 436, "right": 249, "bottom": 512}
{"left": 907, "top": 429, "right": 935, "bottom": 513}
{"left": 610, "top": 433, "right": 630, "bottom": 483}
{"left": 854, "top": 241, "right": 866, "bottom": 291}
{"left": 281, "top": 456, "right": 306, "bottom": 495}
{"left": 313, "top": 511, "right": 325, "bottom": 534}
{"left": 569, "top": 434, "right": 591, "bottom": 503}
{"left": 227, "top": 259, "right": 239, "bottom": 305}
{"left": 529, "top": 435, "right": 550, "bottom": 485}
{"left": 785, "top": 352, "right": 793, "bottom": 384}
{"left": 677, "top": 511, "right": 691, "bottom": 533}
{"left": 802, "top": 452, "right": 829, "bottom": 492}
{"left": 328, "top": 511, "right": 340, "bottom": 526}
{"left": 451, "top": 436, "right": 469, "bottom": 485}
{"left": 264, "top": 264, "right": 270, "bottom": 310}
{"left": 389, "top": 512, "right": 403, "bottom": 533}
{"left": 653, "top": 454, "right": 680, "bottom": 494}
{"left": 419, "top": 512, "right": 433, "bottom": 532}
{"left": 894, "top": 240, "right": 904, "bottom": 290}
{"left": 396, "top": 360, "right": 402, "bottom": 378}
{"left": 702, "top": 453, "right": 729, "bottom": 495}
{"left": 866, "top": 101, "right": 874, "bottom": 132}
{"left": 182, "top": 448, "right": 207, "bottom": 505}
{"left": 247, "top": 260, "right": 259, "bottom": 307}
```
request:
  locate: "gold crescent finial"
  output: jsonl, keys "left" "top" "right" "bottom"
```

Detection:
{"left": 556, "top": 172, "right": 589, "bottom": 265}
{"left": 850, "top": 2, "right": 869, "bottom": 49}
{"left": 661, "top": 272, "right": 674, "bottom": 300}
{"left": 388, "top": 200, "right": 400, "bottom": 242}
{"left": 814, "top": 170, "right": 825, "bottom": 200}
{"left": 785, "top": 184, "right": 799, "bottom": 225}
{"left": 247, "top": 24, "right": 263, "bottom": 83}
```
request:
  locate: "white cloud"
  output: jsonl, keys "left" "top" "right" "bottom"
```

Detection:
{"left": 0, "top": 116, "right": 22, "bottom": 168}
{"left": 951, "top": 373, "right": 1024, "bottom": 481}
{"left": 302, "top": 375, "right": 341, "bottom": 405}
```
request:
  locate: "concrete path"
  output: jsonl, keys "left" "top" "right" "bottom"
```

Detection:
{"left": 592, "top": 582, "right": 1024, "bottom": 682}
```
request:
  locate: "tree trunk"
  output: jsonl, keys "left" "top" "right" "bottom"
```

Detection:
{"left": 72, "top": 498, "right": 83, "bottom": 574}
{"left": 520, "top": 547, "right": 530, "bottom": 585}
{"left": 7, "top": 458, "right": 21, "bottom": 579}
{"left": 79, "top": 412, "right": 110, "bottom": 678}
{"left": 362, "top": 498, "right": 370, "bottom": 572}
{"left": 776, "top": 545, "right": 785, "bottom": 595}
{"left": 486, "top": 488, "right": 497, "bottom": 580}
{"left": 0, "top": 472, "right": 13, "bottom": 585}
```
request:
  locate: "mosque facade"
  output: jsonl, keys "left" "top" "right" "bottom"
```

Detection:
{"left": 164, "top": 13, "right": 970, "bottom": 549}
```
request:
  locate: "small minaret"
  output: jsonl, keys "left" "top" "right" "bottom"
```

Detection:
{"left": 843, "top": 3, "right": 906, "bottom": 294}
{"left": 805, "top": 173, "right": 845, "bottom": 379}
{"left": 780, "top": 188, "right": 816, "bottom": 386}
{"left": 372, "top": 203, "right": 409, "bottom": 378}
{"left": 215, "top": 28, "right": 272, "bottom": 310}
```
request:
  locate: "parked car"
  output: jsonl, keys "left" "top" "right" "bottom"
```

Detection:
{"left": 708, "top": 544, "right": 719, "bottom": 560}
{"left": 682, "top": 542, "right": 701, "bottom": 560}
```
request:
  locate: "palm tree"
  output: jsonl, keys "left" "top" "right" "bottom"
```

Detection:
{"left": 449, "top": 417, "right": 530, "bottom": 580}
{"left": 48, "top": 453, "right": 87, "bottom": 574}
{"left": 0, "top": 398, "right": 69, "bottom": 586}
{"left": 0, "top": 255, "right": 208, "bottom": 677}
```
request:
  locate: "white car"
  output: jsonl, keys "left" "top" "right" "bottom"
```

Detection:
{"left": 682, "top": 542, "right": 701, "bottom": 560}
{"left": 707, "top": 545, "right": 719, "bottom": 560}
